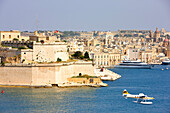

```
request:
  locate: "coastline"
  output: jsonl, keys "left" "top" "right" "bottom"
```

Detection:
{"left": 0, "top": 62, "right": 121, "bottom": 88}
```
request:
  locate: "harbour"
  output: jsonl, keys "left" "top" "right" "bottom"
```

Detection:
{"left": 0, "top": 65, "right": 169, "bottom": 113}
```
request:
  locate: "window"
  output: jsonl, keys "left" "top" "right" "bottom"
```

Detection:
{"left": 9, "top": 35, "right": 11, "bottom": 39}
{"left": 90, "top": 79, "right": 93, "bottom": 83}
{"left": 24, "top": 52, "right": 26, "bottom": 54}
{"left": 46, "top": 37, "right": 49, "bottom": 40}
{"left": 17, "top": 35, "right": 19, "bottom": 38}
{"left": 3, "top": 35, "right": 5, "bottom": 39}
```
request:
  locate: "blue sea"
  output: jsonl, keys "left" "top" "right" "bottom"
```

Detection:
{"left": 0, "top": 65, "right": 170, "bottom": 113}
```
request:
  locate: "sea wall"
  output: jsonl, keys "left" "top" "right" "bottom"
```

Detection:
{"left": 0, "top": 62, "right": 95, "bottom": 87}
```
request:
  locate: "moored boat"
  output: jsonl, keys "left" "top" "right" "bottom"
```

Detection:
{"left": 161, "top": 59, "right": 170, "bottom": 65}
{"left": 114, "top": 60, "right": 152, "bottom": 69}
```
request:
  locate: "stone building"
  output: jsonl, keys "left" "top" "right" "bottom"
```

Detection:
{"left": 127, "top": 48, "right": 140, "bottom": 60}
{"left": 154, "top": 27, "right": 160, "bottom": 42}
{"left": 0, "top": 47, "right": 21, "bottom": 63}
{"left": 0, "top": 30, "right": 29, "bottom": 43}
{"left": 0, "top": 30, "right": 20, "bottom": 42}
{"left": 29, "top": 31, "right": 59, "bottom": 42}
{"left": 21, "top": 42, "right": 69, "bottom": 63}
{"left": 94, "top": 52, "right": 120, "bottom": 67}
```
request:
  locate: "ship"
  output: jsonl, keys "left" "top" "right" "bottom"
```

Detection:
{"left": 114, "top": 60, "right": 152, "bottom": 69}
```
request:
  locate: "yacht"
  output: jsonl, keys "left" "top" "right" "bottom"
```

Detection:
{"left": 114, "top": 60, "right": 152, "bottom": 69}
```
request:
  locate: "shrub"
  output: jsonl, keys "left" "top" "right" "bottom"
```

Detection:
{"left": 1, "top": 62, "right": 5, "bottom": 66}
{"left": 57, "top": 58, "right": 62, "bottom": 62}
{"left": 18, "top": 46, "right": 26, "bottom": 49}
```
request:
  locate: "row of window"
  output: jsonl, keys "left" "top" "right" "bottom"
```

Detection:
{"left": 95, "top": 55, "right": 120, "bottom": 59}
{"left": 2, "top": 35, "right": 20, "bottom": 39}
{"left": 97, "top": 61, "right": 109, "bottom": 66}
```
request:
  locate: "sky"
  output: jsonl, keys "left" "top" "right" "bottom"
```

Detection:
{"left": 0, "top": 0, "right": 170, "bottom": 31}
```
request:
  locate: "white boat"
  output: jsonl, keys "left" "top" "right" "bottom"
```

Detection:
{"left": 114, "top": 60, "right": 152, "bottom": 69}
{"left": 162, "top": 59, "right": 170, "bottom": 65}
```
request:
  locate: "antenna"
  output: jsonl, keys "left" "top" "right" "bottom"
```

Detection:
{"left": 36, "top": 15, "right": 38, "bottom": 31}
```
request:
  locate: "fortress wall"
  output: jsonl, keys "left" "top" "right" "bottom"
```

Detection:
{"left": 31, "top": 67, "right": 56, "bottom": 86}
{"left": 0, "top": 67, "right": 32, "bottom": 85}
{"left": 56, "top": 64, "right": 95, "bottom": 84}
{"left": 0, "top": 63, "right": 95, "bottom": 86}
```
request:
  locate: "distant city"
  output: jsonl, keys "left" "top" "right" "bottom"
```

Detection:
{"left": 0, "top": 27, "right": 170, "bottom": 66}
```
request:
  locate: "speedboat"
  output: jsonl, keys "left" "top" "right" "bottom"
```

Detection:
{"left": 114, "top": 60, "right": 152, "bottom": 69}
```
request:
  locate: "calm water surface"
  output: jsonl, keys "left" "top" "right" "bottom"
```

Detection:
{"left": 0, "top": 65, "right": 170, "bottom": 113}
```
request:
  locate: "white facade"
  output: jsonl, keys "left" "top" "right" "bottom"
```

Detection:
{"left": 127, "top": 48, "right": 139, "bottom": 60}
{"left": 94, "top": 52, "right": 120, "bottom": 67}
{"left": 21, "top": 42, "right": 69, "bottom": 63}
{"left": 0, "top": 31, "right": 20, "bottom": 42}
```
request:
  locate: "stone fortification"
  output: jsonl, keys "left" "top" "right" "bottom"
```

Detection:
{"left": 0, "top": 62, "right": 95, "bottom": 87}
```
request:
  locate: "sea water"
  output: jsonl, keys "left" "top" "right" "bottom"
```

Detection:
{"left": 0, "top": 65, "right": 170, "bottom": 113}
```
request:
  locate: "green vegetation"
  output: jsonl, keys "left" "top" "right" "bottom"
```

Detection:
{"left": 13, "top": 38, "right": 19, "bottom": 41}
{"left": 71, "top": 51, "right": 92, "bottom": 61}
{"left": 18, "top": 46, "right": 26, "bottom": 49}
{"left": 124, "top": 34, "right": 132, "bottom": 37}
{"left": 57, "top": 58, "right": 62, "bottom": 62}
{"left": 1, "top": 62, "right": 5, "bottom": 66}
{"left": 139, "top": 35, "right": 144, "bottom": 38}
{"left": 72, "top": 74, "right": 98, "bottom": 79}
{"left": 22, "top": 59, "right": 25, "bottom": 63}
{"left": 71, "top": 51, "right": 82, "bottom": 59}
{"left": 84, "top": 51, "right": 89, "bottom": 59}
{"left": 114, "top": 34, "right": 122, "bottom": 37}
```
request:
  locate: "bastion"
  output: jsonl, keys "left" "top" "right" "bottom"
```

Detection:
{"left": 0, "top": 62, "right": 95, "bottom": 88}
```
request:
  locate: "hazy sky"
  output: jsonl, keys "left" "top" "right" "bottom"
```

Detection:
{"left": 0, "top": 0, "right": 170, "bottom": 31}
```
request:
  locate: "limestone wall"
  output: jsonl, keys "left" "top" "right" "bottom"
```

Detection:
{"left": 0, "top": 62, "right": 95, "bottom": 86}
{"left": 0, "top": 67, "right": 32, "bottom": 85}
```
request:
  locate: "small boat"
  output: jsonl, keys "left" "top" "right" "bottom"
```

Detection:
{"left": 115, "top": 60, "right": 152, "bottom": 69}
{"left": 162, "top": 59, "right": 170, "bottom": 65}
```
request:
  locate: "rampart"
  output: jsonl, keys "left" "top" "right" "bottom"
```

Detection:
{"left": 0, "top": 62, "right": 95, "bottom": 87}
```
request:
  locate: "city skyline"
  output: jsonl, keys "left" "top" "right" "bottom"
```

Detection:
{"left": 0, "top": 0, "right": 170, "bottom": 31}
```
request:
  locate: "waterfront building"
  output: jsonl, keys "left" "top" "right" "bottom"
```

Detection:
{"left": 139, "top": 49, "right": 157, "bottom": 63}
{"left": 94, "top": 52, "right": 120, "bottom": 67}
{"left": 166, "top": 44, "right": 170, "bottom": 59}
{"left": 127, "top": 48, "right": 139, "bottom": 60}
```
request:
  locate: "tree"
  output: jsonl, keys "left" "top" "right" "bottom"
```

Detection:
{"left": 71, "top": 51, "right": 82, "bottom": 58}
{"left": 1, "top": 62, "right": 5, "bottom": 66}
{"left": 84, "top": 51, "right": 89, "bottom": 59}
{"left": 80, "top": 55, "right": 84, "bottom": 59}
{"left": 57, "top": 58, "right": 62, "bottom": 62}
